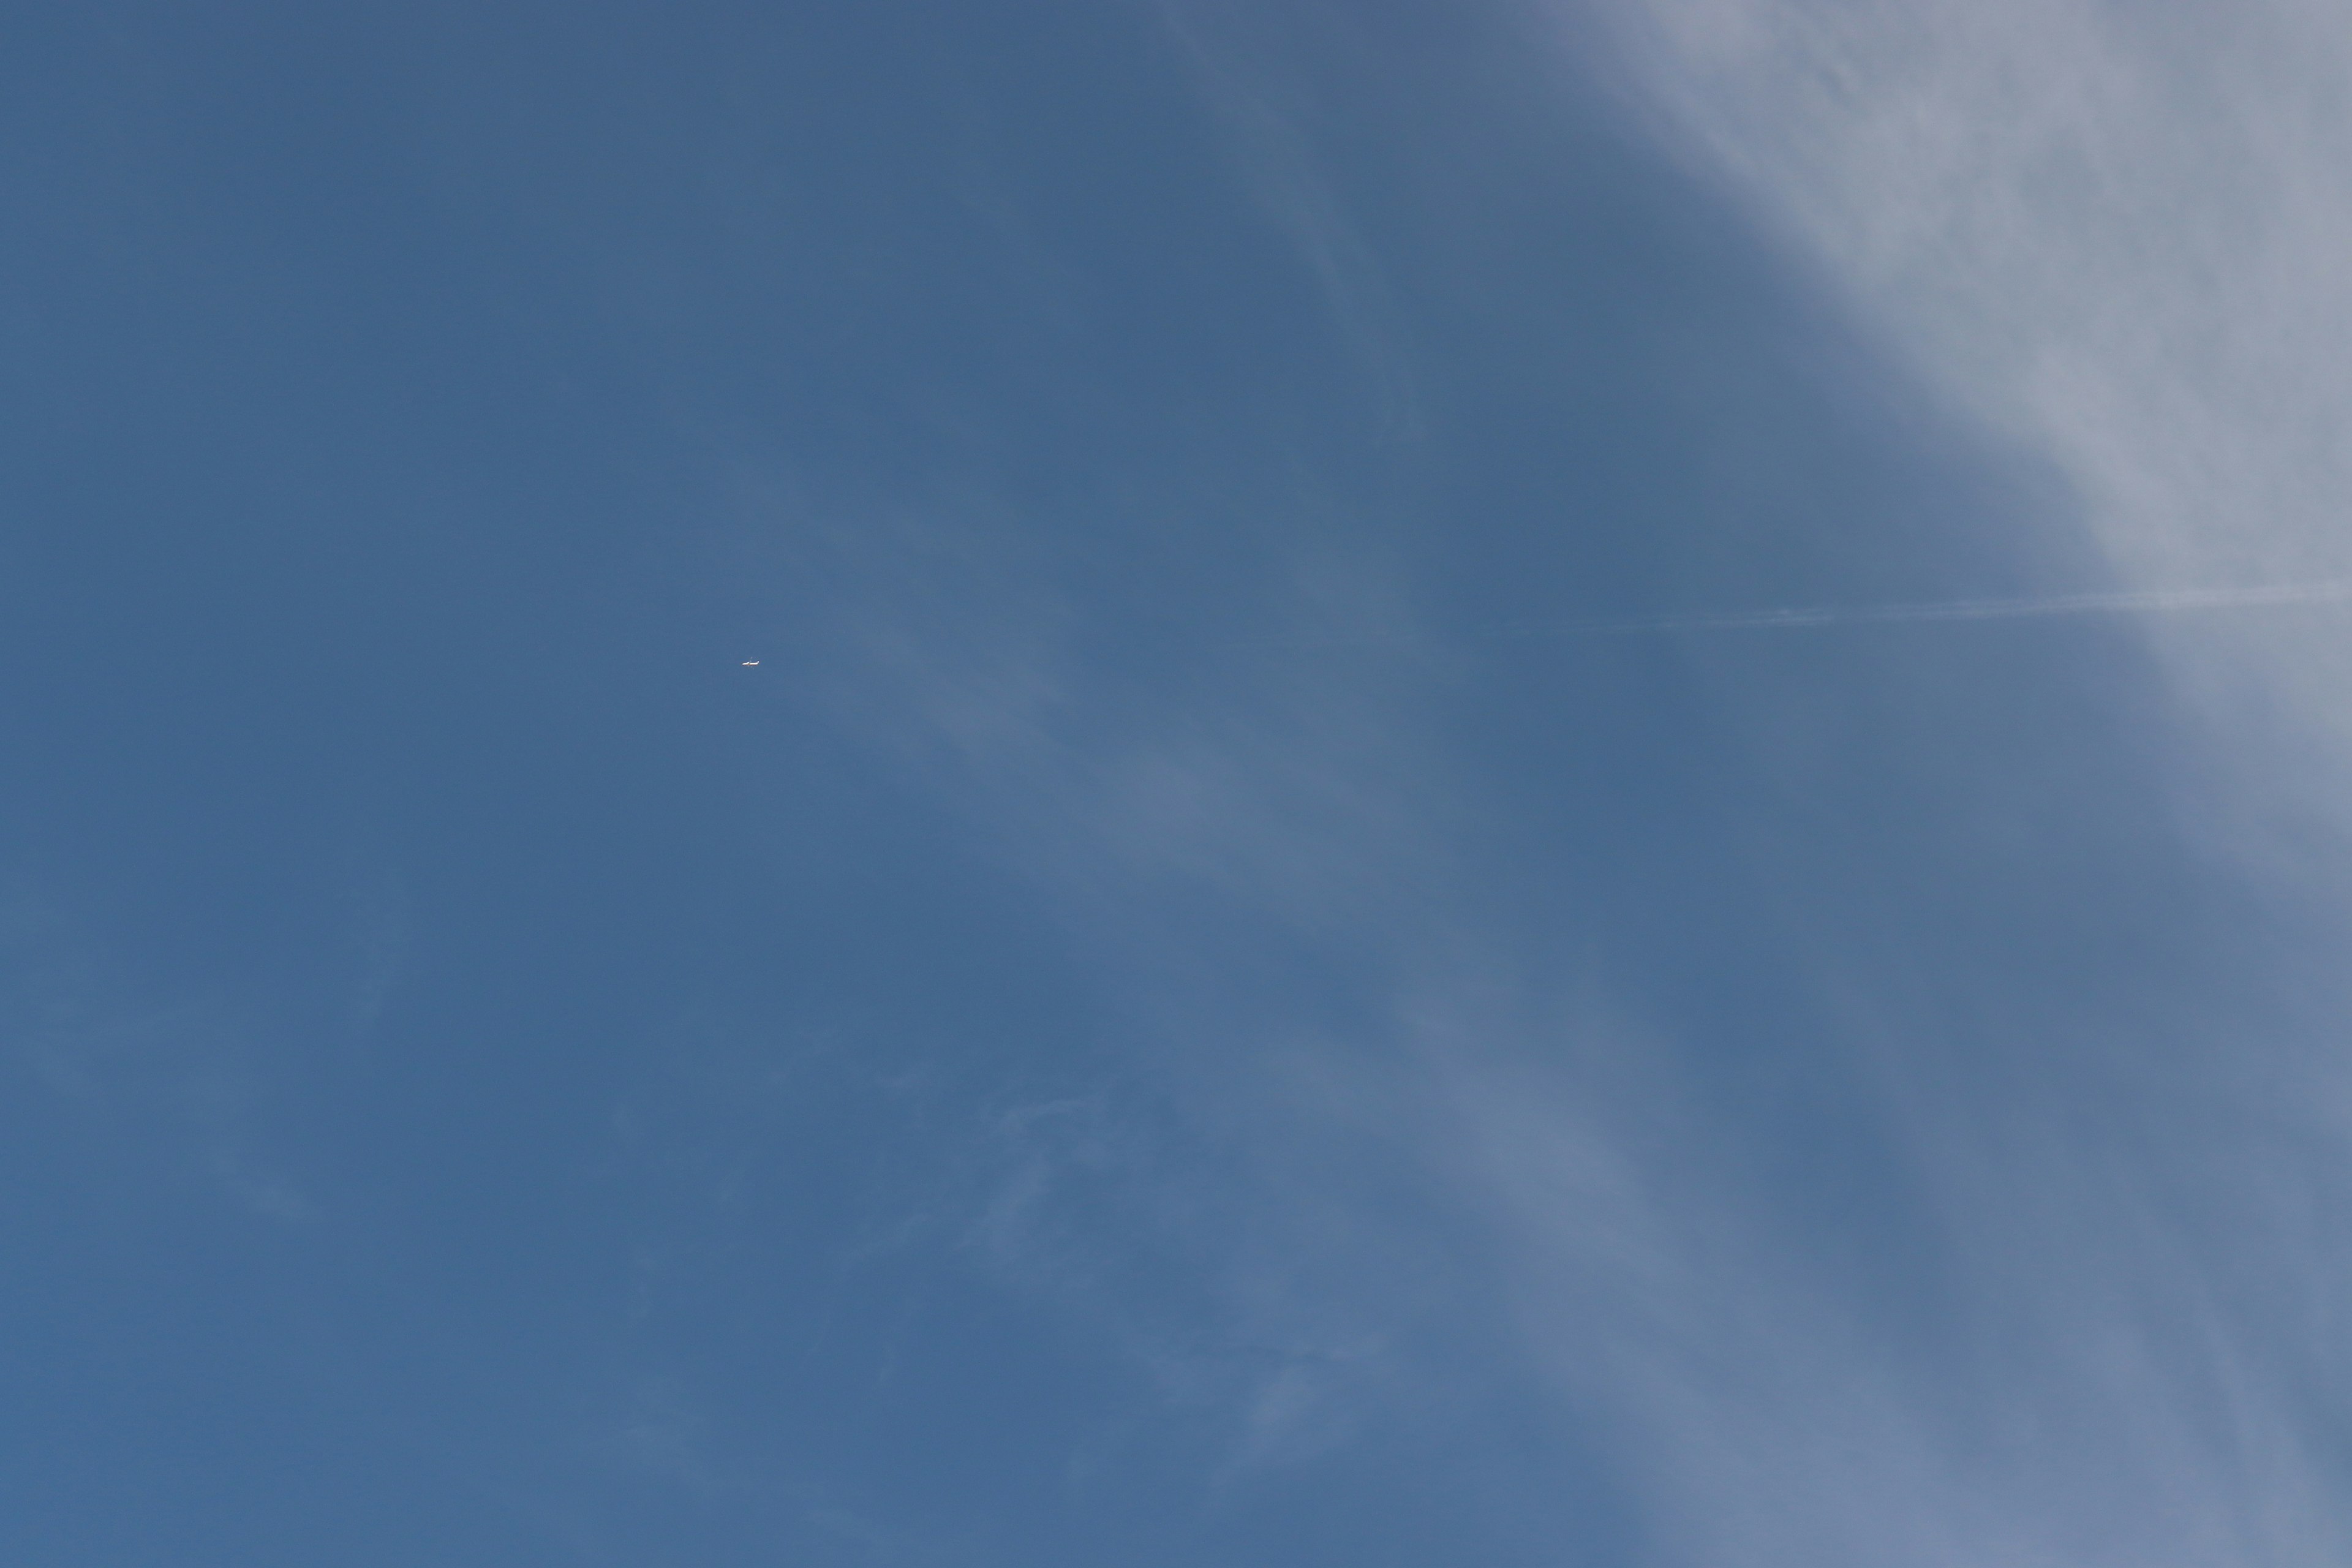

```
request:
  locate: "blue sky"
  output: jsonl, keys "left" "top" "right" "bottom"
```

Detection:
{"left": 9, "top": 2, "right": 2352, "bottom": 1564}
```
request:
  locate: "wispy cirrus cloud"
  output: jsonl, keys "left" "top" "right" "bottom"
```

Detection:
{"left": 707, "top": 9, "right": 2352, "bottom": 1559}
{"left": 1419, "top": 8, "right": 2352, "bottom": 1558}
{"left": 1578, "top": 0, "right": 2352, "bottom": 802}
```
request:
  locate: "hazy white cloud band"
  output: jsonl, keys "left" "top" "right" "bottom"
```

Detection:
{"left": 1578, "top": 0, "right": 2352, "bottom": 793}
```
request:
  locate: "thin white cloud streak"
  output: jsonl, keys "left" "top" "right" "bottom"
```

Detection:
{"left": 1262, "top": 578, "right": 2352, "bottom": 646}
{"left": 1513, "top": 578, "right": 2352, "bottom": 635}
{"left": 1157, "top": 1, "right": 1423, "bottom": 437}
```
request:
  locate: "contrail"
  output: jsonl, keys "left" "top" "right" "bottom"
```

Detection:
{"left": 1232, "top": 579, "right": 2352, "bottom": 651}
{"left": 1493, "top": 579, "right": 2352, "bottom": 639}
